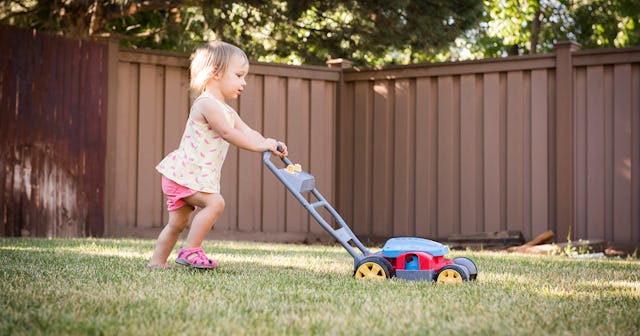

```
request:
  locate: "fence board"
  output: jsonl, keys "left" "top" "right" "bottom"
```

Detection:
{"left": 482, "top": 73, "right": 503, "bottom": 233}
{"left": 136, "top": 64, "right": 163, "bottom": 228}
{"left": 352, "top": 81, "right": 374, "bottom": 236}
{"left": 586, "top": 66, "right": 606, "bottom": 239}
{"left": 632, "top": 65, "right": 640, "bottom": 244}
{"left": 414, "top": 77, "right": 438, "bottom": 237}
{"left": 506, "top": 71, "right": 526, "bottom": 233}
{"left": 262, "top": 76, "right": 287, "bottom": 232}
{"left": 285, "top": 78, "right": 310, "bottom": 233}
{"left": 337, "top": 82, "right": 355, "bottom": 228}
{"left": 371, "top": 80, "right": 394, "bottom": 237}
{"left": 393, "top": 79, "right": 415, "bottom": 236}
{"left": 309, "top": 80, "right": 335, "bottom": 235}
{"left": 604, "top": 66, "right": 615, "bottom": 242}
{"left": 115, "top": 62, "right": 139, "bottom": 229}
{"left": 237, "top": 74, "right": 264, "bottom": 232}
{"left": 460, "top": 74, "right": 483, "bottom": 234}
{"left": 613, "top": 64, "right": 633, "bottom": 242}
{"left": 575, "top": 67, "right": 588, "bottom": 240}
{"left": 531, "top": 70, "right": 549, "bottom": 237}
{"left": 437, "top": 76, "right": 459, "bottom": 237}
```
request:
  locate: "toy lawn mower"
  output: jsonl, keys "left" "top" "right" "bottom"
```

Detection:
{"left": 263, "top": 150, "right": 477, "bottom": 284}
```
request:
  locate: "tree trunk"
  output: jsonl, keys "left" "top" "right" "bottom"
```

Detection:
{"left": 530, "top": 5, "right": 541, "bottom": 54}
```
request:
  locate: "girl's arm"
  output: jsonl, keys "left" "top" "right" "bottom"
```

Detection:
{"left": 198, "top": 99, "right": 288, "bottom": 157}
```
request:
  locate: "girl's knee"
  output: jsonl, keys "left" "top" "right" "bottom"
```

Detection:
{"left": 217, "top": 195, "right": 226, "bottom": 210}
{"left": 167, "top": 218, "right": 189, "bottom": 233}
{"left": 167, "top": 207, "right": 192, "bottom": 232}
{"left": 209, "top": 194, "right": 225, "bottom": 214}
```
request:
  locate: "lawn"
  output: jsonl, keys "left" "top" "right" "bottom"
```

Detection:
{"left": 1, "top": 238, "right": 639, "bottom": 335}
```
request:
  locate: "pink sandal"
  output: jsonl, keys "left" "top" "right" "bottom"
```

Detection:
{"left": 175, "top": 247, "right": 218, "bottom": 269}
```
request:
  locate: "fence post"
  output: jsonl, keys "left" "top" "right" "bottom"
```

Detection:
{"left": 554, "top": 41, "right": 580, "bottom": 243}
{"left": 104, "top": 38, "right": 120, "bottom": 237}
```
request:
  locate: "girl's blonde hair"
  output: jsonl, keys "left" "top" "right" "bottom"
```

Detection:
{"left": 189, "top": 41, "right": 249, "bottom": 93}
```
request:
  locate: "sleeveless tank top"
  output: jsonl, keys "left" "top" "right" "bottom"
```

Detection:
{"left": 156, "top": 92, "right": 235, "bottom": 193}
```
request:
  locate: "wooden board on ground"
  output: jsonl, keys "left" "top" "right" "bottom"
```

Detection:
{"left": 507, "top": 230, "right": 555, "bottom": 253}
{"left": 447, "top": 230, "right": 525, "bottom": 250}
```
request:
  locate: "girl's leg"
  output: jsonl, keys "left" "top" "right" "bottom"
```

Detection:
{"left": 182, "top": 192, "right": 225, "bottom": 249}
{"left": 148, "top": 205, "right": 193, "bottom": 266}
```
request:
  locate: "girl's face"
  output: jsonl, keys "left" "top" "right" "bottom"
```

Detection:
{"left": 218, "top": 55, "right": 249, "bottom": 99}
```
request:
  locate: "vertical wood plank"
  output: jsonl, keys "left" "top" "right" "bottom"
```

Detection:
{"left": 371, "top": 80, "right": 394, "bottom": 237}
{"left": 85, "top": 42, "right": 108, "bottom": 237}
{"left": 309, "top": 80, "right": 334, "bottom": 234}
{"left": 632, "top": 64, "right": 640, "bottom": 243}
{"left": 506, "top": 71, "right": 525, "bottom": 234}
{"left": 531, "top": 69, "right": 549, "bottom": 237}
{"left": 285, "top": 78, "right": 310, "bottom": 233}
{"left": 604, "top": 66, "right": 615, "bottom": 242}
{"left": 104, "top": 39, "right": 120, "bottom": 236}
{"left": 337, "top": 82, "right": 355, "bottom": 227}
{"left": 574, "top": 67, "right": 588, "bottom": 240}
{"left": 115, "top": 62, "right": 139, "bottom": 229}
{"left": 613, "top": 64, "right": 632, "bottom": 242}
{"left": 483, "top": 73, "right": 503, "bottom": 232}
{"left": 554, "top": 42, "right": 579, "bottom": 242}
{"left": 437, "top": 76, "right": 459, "bottom": 238}
{"left": 136, "top": 64, "right": 163, "bottom": 228}
{"left": 237, "top": 74, "right": 264, "bottom": 232}
{"left": 586, "top": 66, "right": 606, "bottom": 239}
{"left": 59, "top": 35, "right": 73, "bottom": 237}
{"left": 163, "top": 67, "right": 189, "bottom": 153}
{"left": 460, "top": 74, "right": 483, "bottom": 234}
{"left": 393, "top": 79, "right": 416, "bottom": 236}
{"left": 262, "top": 76, "right": 287, "bottom": 232}
{"left": 352, "top": 81, "right": 373, "bottom": 236}
{"left": 523, "top": 71, "right": 533, "bottom": 240}
{"left": 414, "top": 77, "right": 438, "bottom": 238}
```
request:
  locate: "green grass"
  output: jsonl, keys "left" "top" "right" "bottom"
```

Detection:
{"left": 1, "top": 238, "right": 639, "bottom": 335}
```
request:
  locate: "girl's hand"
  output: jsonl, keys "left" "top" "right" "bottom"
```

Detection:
{"left": 275, "top": 141, "right": 288, "bottom": 158}
{"left": 261, "top": 138, "right": 288, "bottom": 158}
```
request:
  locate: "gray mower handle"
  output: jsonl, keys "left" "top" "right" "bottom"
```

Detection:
{"left": 263, "top": 142, "right": 292, "bottom": 166}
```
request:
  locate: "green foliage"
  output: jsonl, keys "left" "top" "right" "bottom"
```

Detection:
{"left": 551, "top": 239, "right": 594, "bottom": 257}
{"left": 106, "top": 0, "right": 485, "bottom": 66}
{"left": 1, "top": 0, "right": 484, "bottom": 65}
{"left": 449, "top": 0, "right": 640, "bottom": 60}
{"left": 1, "top": 0, "right": 639, "bottom": 65}
{"left": 1, "top": 238, "right": 640, "bottom": 335}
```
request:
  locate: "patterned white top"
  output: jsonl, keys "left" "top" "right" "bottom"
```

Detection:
{"left": 156, "top": 92, "right": 235, "bottom": 193}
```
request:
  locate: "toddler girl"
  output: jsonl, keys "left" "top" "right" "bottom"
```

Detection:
{"left": 147, "top": 41, "right": 288, "bottom": 269}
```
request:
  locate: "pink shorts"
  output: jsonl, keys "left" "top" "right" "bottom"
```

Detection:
{"left": 161, "top": 175, "right": 198, "bottom": 211}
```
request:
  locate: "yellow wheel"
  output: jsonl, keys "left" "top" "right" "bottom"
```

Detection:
{"left": 354, "top": 256, "right": 392, "bottom": 280}
{"left": 436, "top": 264, "right": 469, "bottom": 284}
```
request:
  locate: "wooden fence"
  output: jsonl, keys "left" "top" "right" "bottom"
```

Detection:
{"left": 0, "top": 25, "right": 107, "bottom": 237}
{"left": 105, "top": 46, "right": 341, "bottom": 241}
{"left": 337, "top": 44, "right": 640, "bottom": 247}
{"left": 2, "top": 25, "right": 639, "bottom": 249}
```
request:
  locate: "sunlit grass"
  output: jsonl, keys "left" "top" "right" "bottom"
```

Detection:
{"left": 1, "top": 238, "right": 639, "bottom": 335}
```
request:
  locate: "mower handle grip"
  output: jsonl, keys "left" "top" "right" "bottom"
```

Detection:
{"left": 263, "top": 142, "right": 292, "bottom": 166}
